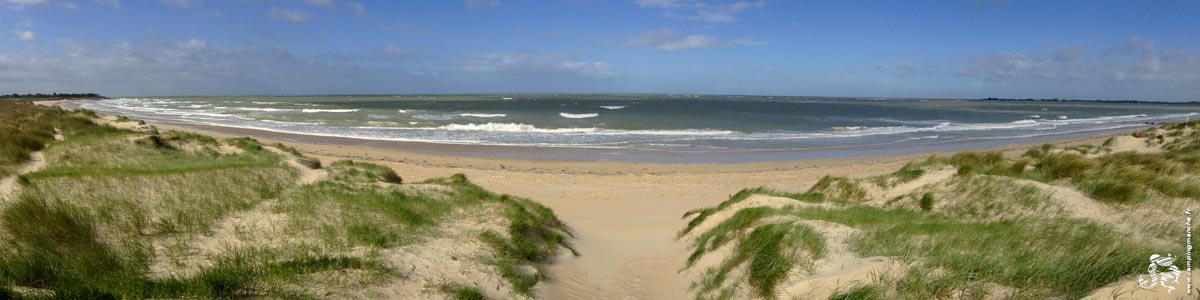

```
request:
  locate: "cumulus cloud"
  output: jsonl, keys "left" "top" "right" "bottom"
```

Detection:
{"left": 465, "top": 0, "right": 499, "bottom": 9}
{"left": 635, "top": 0, "right": 765, "bottom": 23}
{"left": 160, "top": 0, "right": 199, "bottom": 8}
{"left": 13, "top": 30, "right": 35, "bottom": 42}
{"left": 459, "top": 52, "right": 614, "bottom": 79}
{"left": 955, "top": 38, "right": 1200, "bottom": 89}
{"left": 624, "top": 29, "right": 765, "bottom": 51}
{"left": 267, "top": 7, "right": 311, "bottom": 23}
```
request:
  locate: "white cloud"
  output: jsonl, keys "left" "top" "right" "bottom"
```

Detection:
{"left": 160, "top": 0, "right": 199, "bottom": 8}
{"left": 0, "top": 39, "right": 436, "bottom": 95}
{"left": 94, "top": 0, "right": 120, "bottom": 9}
{"left": 460, "top": 52, "right": 614, "bottom": 79}
{"left": 635, "top": 0, "right": 765, "bottom": 23}
{"left": 267, "top": 7, "right": 311, "bottom": 23}
{"left": 13, "top": 30, "right": 35, "bottom": 42}
{"left": 465, "top": 0, "right": 499, "bottom": 9}
{"left": 179, "top": 38, "right": 207, "bottom": 50}
{"left": 346, "top": 1, "right": 365, "bottom": 16}
{"left": 5, "top": 0, "right": 49, "bottom": 10}
{"left": 955, "top": 38, "right": 1200, "bottom": 89}
{"left": 624, "top": 29, "right": 765, "bottom": 51}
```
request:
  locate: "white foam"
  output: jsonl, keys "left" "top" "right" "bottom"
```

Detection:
{"left": 440, "top": 123, "right": 598, "bottom": 133}
{"left": 301, "top": 109, "right": 359, "bottom": 113}
{"left": 460, "top": 113, "right": 506, "bottom": 118}
{"left": 560, "top": 112, "right": 598, "bottom": 119}
{"left": 235, "top": 107, "right": 294, "bottom": 112}
{"left": 397, "top": 109, "right": 410, "bottom": 113}
{"left": 252, "top": 101, "right": 283, "bottom": 105}
{"left": 260, "top": 119, "right": 321, "bottom": 125}
{"left": 433, "top": 123, "right": 732, "bottom": 135}
{"left": 414, "top": 114, "right": 456, "bottom": 121}
{"left": 600, "top": 106, "right": 627, "bottom": 110}
{"left": 828, "top": 126, "right": 866, "bottom": 131}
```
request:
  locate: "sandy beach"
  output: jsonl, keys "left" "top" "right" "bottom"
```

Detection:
{"left": 32, "top": 98, "right": 1130, "bottom": 299}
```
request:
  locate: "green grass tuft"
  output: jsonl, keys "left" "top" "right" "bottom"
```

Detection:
{"left": 439, "top": 283, "right": 487, "bottom": 300}
{"left": 918, "top": 192, "right": 933, "bottom": 211}
{"left": 829, "top": 284, "right": 884, "bottom": 300}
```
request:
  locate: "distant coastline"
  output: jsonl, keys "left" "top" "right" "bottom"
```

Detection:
{"left": 2, "top": 93, "right": 106, "bottom": 101}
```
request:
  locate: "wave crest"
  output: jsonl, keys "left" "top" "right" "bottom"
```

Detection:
{"left": 301, "top": 109, "right": 359, "bottom": 113}
{"left": 560, "top": 112, "right": 598, "bottom": 119}
{"left": 460, "top": 113, "right": 506, "bottom": 118}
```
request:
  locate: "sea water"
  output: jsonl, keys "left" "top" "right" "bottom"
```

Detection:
{"left": 78, "top": 94, "right": 1200, "bottom": 161}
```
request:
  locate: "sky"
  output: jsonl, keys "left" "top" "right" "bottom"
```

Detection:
{"left": 1, "top": 0, "right": 1198, "bottom": 101}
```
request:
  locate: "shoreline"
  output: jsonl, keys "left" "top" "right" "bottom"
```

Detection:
{"left": 141, "top": 118, "right": 1117, "bottom": 176}
{"left": 40, "top": 99, "right": 1122, "bottom": 174}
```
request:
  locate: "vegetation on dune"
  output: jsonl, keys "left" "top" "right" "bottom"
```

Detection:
{"left": 439, "top": 283, "right": 488, "bottom": 300}
{"left": 0, "top": 101, "right": 574, "bottom": 299}
{"left": 808, "top": 175, "right": 867, "bottom": 202}
{"left": 828, "top": 284, "right": 883, "bottom": 300}
{"left": 440, "top": 174, "right": 577, "bottom": 296}
{"left": 678, "top": 187, "right": 825, "bottom": 238}
{"left": 678, "top": 187, "right": 832, "bottom": 300}
{"left": 0, "top": 101, "right": 107, "bottom": 176}
{"left": 680, "top": 120, "right": 1200, "bottom": 299}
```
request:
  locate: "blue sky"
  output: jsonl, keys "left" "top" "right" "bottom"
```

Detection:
{"left": 2, "top": 0, "right": 1198, "bottom": 101}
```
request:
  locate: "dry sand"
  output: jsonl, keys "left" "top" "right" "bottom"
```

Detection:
{"left": 34, "top": 100, "right": 1136, "bottom": 299}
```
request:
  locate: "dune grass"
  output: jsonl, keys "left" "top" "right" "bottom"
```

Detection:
{"left": 808, "top": 175, "right": 867, "bottom": 201}
{"left": 679, "top": 121, "right": 1200, "bottom": 299}
{"left": 931, "top": 124, "right": 1200, "bottom": 204}
{"left": 679, "top": 196, "right": 828, "bottom": 300}
{"left": 0, "top": 102, "right": 575, "bottom": 298}
{"left": 678, "top": 187, "right": 825, "bottom": 238}
{"left": 828, "top": 284, "right": 884, "bottom": 300}
{"left": 441, "top": 173, "right": 577, "bottom": 296}
{"left": 439, "top": 283, "right": 487, "bottom": 300}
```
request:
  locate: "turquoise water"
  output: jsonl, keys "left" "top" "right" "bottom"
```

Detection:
{"left": 79, "top": 94, "right": 1200, "bottom": 158}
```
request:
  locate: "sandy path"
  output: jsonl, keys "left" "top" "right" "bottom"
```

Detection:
{"left": 0, "top": 149, "right": 50, "bottom": 202}
{"left": 303, "top": 152, "right": 911, "bottom": 299}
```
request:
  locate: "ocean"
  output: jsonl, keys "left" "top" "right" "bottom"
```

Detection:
{"left": 77, "top": 94, "right": 1200, "bottom": 162}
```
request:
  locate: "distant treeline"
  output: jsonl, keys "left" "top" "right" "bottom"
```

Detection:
{"left": 3, "top": 93, "right": 106, "bottom": 100}
{"left": 979, "top": 97, "right": 1200, "bottom": 105}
